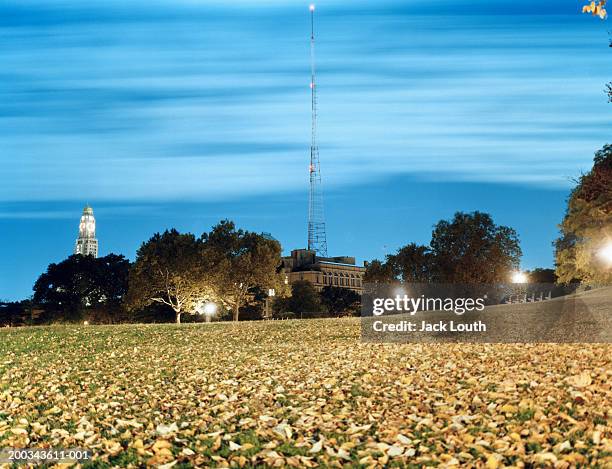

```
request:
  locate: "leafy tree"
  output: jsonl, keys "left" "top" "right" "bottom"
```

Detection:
{"left": 202, "top": 220, "right": 285, "bottom": 321}
{"left": 387, "top": 243, "right": 434, "bottom": 283}
{"left": 0, "top": 301, "right": 38, "bottom": 326}
{"left": 364, "top": 259, "right": 395, "bottom": 284}
{"left": 287, "top": 280, "right": 322, "bottom": 317}
{"left": 366, "top": 213, "right": 521, "bottom": 285}
{"left": 126, "top": 230, "right": 212, "bottom": 324}
{"left": 528, "top": 268, "right": 558, "bottom": 284}
{"left": 33, "top": 254, "right": 130, "bottom": 322}
{"left": 271, "top": 280, "right": 323, "bottom": 318}
{"left": 430, "top": 211, "right": 522, "bottom": 283}
{"left": 271, "top": 296, "right": 293, "bottom": 318}
{"left": 320, "top": 286, "right": 360, "bottom": 317}
{"left": 129, "top": 302, "right": 177, "bottom": 324}
{"left": 555, "top": 145, "right": 612, "bottom": 284}
{"left": 582, "top": 0, "right": 607, "bottom": 19}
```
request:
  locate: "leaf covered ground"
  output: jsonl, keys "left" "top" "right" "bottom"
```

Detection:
{"left": 0, "top": 320, "right": 610, "bottom": 468}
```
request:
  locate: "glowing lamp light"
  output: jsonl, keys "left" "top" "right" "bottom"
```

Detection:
{"left": 599, "top": 242, "right": 612, "bottom": 265}
{"left": 203, "top": 302, "right": 217, "bottom": 316}
{"left": 511, "top": 271, "right": 528, "bottom": 284}
{"left": 83, "top": 321, "right": 89, "bottom": 326}
{"left": 309, "top": 4, "right": 315, "bottom": 11}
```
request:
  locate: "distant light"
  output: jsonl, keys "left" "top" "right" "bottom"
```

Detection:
{"left": 599, "top": 242, "right": 612, "bottom": 266}
{"left": 309, "top": 4, "right": 315, "bottom": 11}
{"left": 511, "top": 271, "right": 528, "bottom": 284}
{"left": 83, "top": 321, "right": 89, "bottom": 326}
{"left": 203, "top": 302, "right": 217, "bottom": 316}
{"left": 268, "top": 288, "right": 276, "bottom": 297}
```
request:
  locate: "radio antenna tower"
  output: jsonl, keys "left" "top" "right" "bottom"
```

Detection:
{"left": 307, "top": 3, "right": 328, "bottom": 257}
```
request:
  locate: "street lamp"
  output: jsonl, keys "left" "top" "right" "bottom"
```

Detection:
{"left": 196, "top": 301, "right": 217, "bottom": 323}
{"left": 265, "top": 289, "right": 276, "bottom": 320}
{"left": 511, "top": 271, "right": 528, "bottom": 284}
{"left": 203, "top": 302, "right": 217, "bottom": 323}
{"left": 599, "top": 241, "right": 612, "bottom": 266}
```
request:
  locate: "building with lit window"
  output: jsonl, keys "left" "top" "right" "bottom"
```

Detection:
{"left": 74, "top": 204, "right": 98, "bottom": 257}
{"left": 282, "top": 249, "right": 366, "bottom": 294}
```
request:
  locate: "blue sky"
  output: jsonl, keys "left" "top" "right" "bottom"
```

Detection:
{"left": 0, "top": 0, "right": 610, "bottom": 300}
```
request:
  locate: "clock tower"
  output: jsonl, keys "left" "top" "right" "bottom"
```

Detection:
{"left": 74, "top": 204, "right": 99, "bottom": 257}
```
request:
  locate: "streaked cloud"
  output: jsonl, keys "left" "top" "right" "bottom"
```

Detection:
{"left": 0, "top": 0, "right": 609, "bottom": 203}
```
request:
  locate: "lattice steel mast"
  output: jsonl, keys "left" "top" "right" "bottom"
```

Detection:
{"left": 307, "top": 4, "right": 328, "bottom": 257}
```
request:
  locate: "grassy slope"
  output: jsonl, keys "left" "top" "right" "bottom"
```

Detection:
{"left": 0, "top": 320, "right": 610, "bottom": 468}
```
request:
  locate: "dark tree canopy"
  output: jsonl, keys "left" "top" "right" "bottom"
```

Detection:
{"left": 0, "top": 301, "right": 38, "bottom": 327}
{"left": 320, "top": 286, "right": 361, "bottom": 317}
{"left": 387, "top": 243, "right": 434, "bottom": 283}
{"left": 528, "top": 268, "right": 558, "bottom": 284}
{"left": 430, "top": 211, "right": 522, "bottom": 283}
{"left": 285, "top": 280, "right": 322, "bottom": 317}
{"left": 366, "top": 211, "right": 522, "bottom": 285}
{"left": 363, "top": 259, "right": 395, "bottom": 284}
{"left": 33, "top": 253, "right": 130, "bottom": 323}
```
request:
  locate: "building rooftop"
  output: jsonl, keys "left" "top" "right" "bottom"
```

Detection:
{"left": 319, "top": 260, "right": 365, "bottom": 268}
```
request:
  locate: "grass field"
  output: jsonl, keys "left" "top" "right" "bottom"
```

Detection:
{"left": 0, "top": 320, "right": 610, "bottom": 468}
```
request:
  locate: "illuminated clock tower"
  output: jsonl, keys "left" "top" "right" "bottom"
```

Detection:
{"left": 74, "top": 204, "right": 98, "bottom": 257}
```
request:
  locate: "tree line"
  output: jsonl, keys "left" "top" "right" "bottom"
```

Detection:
{"left": 364, "top": 211, "right": 522, "bottom": 284}
{"left": 1, "top": 149, "right": 609, "bottom": 327}
{"left": 0, "top": 221, "right": 360, "bottom": 326}
{"left": 364, "top": 147, "right": 610, "bottom": 289}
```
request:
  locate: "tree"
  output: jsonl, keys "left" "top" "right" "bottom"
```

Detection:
{"left": 528, "top": 268, "right": 558, "bottom": 284}
{"left": 387, "top": 243, "right": 434, "bottom": 283}
{"left": 429, "top": 211, "right": 522, "bottom": 283}
{"left": 202, "top": 220, "right": 285, "bottom": 321}
{"left": 126, "top": 230, "right": 211, "bottom": 324}
{"left": 582, "top": 0, "right": 607, "bottom": 19}
{"left": 285, "top": 280, "right": 322, "bottom": 317}
{"left": 555, "top": 145, "right": 612, "bottom": 284}
{"left": 0, "top": 301, "right": 37, "bottom": 327}
{"left": 365, "top": 213, "right": 521, "bottom": 285}
{"left": 364, "top": 259, "right": 395, "bottom": 284}
{"left": 33, "top": 254, "right": 130, "bottom": 323}
{"left": 320, "top": 286, "right": 360, "bottom": 317}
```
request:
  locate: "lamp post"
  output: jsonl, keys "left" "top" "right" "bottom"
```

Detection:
{"left": 265, "top": 288, "right": 275, "bottom": 320}
{"left": 511, "top": 270, "right": 528, "bottom": 303}
{"left": 203, "top": 302, "right": 217, "bottom": 323}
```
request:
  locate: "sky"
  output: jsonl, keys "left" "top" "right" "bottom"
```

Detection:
{"left": 0, "top": 0, "right": 610, "bottom": 300}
